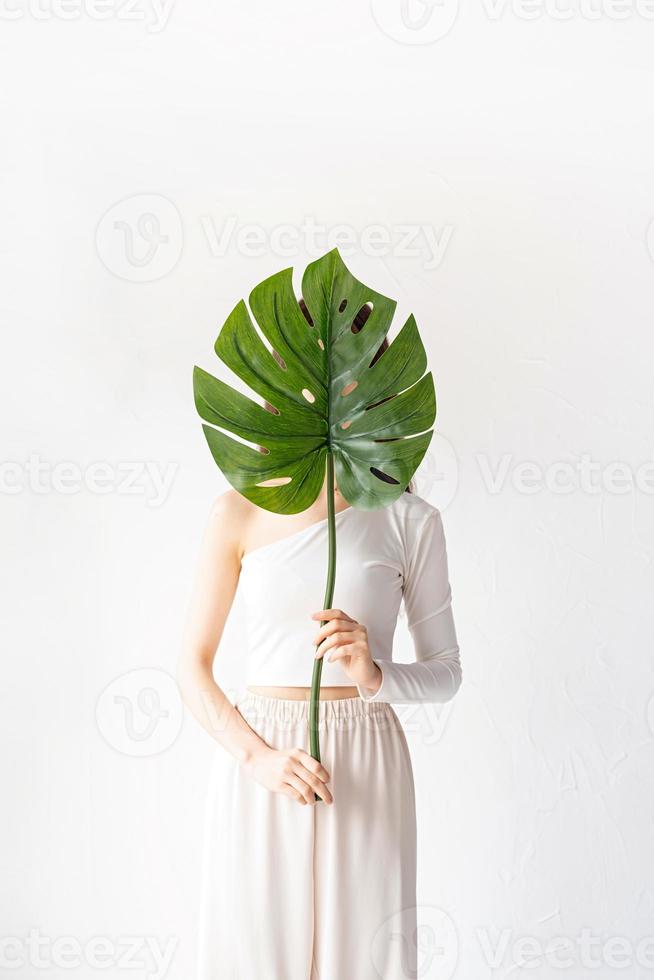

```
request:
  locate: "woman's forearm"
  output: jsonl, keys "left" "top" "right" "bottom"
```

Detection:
{"left": 177, "top": 660, "right": 268, "bottom": 766}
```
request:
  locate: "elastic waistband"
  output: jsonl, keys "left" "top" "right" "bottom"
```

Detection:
{"left": 235, "top": 690, "right": 395, "bottom": 727}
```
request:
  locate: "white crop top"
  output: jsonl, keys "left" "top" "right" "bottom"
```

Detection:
{"left": 238, "top": 492, "right": 462, "bottom": 704}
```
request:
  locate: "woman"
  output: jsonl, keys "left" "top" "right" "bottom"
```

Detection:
{"left": 178, "top": 324, "right": 463, "bottom": 980}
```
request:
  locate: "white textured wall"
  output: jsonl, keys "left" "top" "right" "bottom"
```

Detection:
{"left": 2, "top": 3, "right": 654, "bottom": 978}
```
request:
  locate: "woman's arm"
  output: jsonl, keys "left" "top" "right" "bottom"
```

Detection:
{"left": 176, "top": 492, "right": 333, "bottom": 805}
{"left": 176, "top": 493, "right": 263, "bottom": 764}
{"left": 312, "top": 508, "right": 462, "bottom": 704}
{"left": 357, "top": 508, "right": 462, "bottom": 703}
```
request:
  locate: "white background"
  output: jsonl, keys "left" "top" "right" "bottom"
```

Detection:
{"left": 2, "top": 1, "right": 654, "bottom": 978}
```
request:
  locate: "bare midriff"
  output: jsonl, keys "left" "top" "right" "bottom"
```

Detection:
{"left": 247, "top": 685, "right": 360, "bottom": 701}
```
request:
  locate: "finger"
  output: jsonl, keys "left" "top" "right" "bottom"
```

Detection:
{"left": 310, "top": 608, "right": 355, "bottom": 622}
{"left": 293, "top": 763, "right": 333, "bottom": 804}
{"left": 314, "top": 631, "right": 350, "bottom": 660}
{"left": 282, "top": 785, "right": 307, "bottom": 806}
{"left": 286, "top": 773, "right": 315, "bottom": 806}
{"left": 292, "top": 750, "right": 330, "bottom": 783}
{"left": 312, "top": 619, "right": 358, "bottom": 645}
{"left": 327, "top": 643, "right": 358, "bottom": 663}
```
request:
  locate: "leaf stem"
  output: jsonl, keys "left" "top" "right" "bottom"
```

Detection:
{"left": 308, "top": 451, "right": 337, "bottom": 800}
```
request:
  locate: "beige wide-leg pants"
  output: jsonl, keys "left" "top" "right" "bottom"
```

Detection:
{"left": 197, "top": 692, "right": 417, "bottom": 980}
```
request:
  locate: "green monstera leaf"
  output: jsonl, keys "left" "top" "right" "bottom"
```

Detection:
{"left": 193, "top": 249, "right": 435, "bottom": 514}
{"left": 193, "top": 249, "right": 436, "bottom": 779}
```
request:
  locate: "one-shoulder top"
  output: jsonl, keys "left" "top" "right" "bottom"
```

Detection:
{"left": 237, "top": 491, "right": 462, "bottom": 704}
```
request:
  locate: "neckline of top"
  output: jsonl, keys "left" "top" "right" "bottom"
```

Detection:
{"left": 240, "top": 505, "right": 355, "bottom": 564}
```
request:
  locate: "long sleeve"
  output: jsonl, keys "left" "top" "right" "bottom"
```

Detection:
{"left": 357, "top": 508, "right": 462, "bottom": 704}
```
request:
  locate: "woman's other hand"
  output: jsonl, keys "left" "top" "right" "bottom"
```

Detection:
{"left": 243, "top": 745, "right": 333, "bottom": 806}
{"left": 311, "top": 608, "right": 382, "bottom": 695}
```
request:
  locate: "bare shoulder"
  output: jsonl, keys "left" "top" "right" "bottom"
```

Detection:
{"left": 207, "top": 489, "right": 258, "bottom": 559}
{"left": 208, "top": 488, "right": 245, "bottom": 522}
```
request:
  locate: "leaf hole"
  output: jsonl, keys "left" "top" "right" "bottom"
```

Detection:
{"left": 317, "top": 338, "right": 325, "bottom": 351}
{"left": 299, "top": 298, "right": 314, "bottom": 327}
{"left": 370, "top": 466, "right": 400, "bottom": 486}
{"left": 272, "top": 349, "right": 287, "bottom": 370}
{"left": 340, "top": 420, "right": 352, "bottom": 430}
{"left": 256, "top": 476, "right": 292, "bottom": 487}
{"left": 302, "top": 388, "right": 316, "bottom": 404}
{"left": 369, "top": 335, "right": 388, "bottom": 368}
{"left": 365, "top": 393, "right": 394, "bottom": 411}
{"left": 339, "top": 299, "right": 348, "bottom": 313}
{"left": 351, "top": 303, "right": 373, "bottom": 334}
{"left": 340, "top": 380, "right": 358, "bottom": 397}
